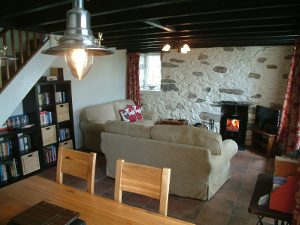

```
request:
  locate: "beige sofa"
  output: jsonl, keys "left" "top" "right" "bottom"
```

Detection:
{"left": 80, "top": 99, "right": 158, "bottom": 152}
{"left": 101, "top": 121, "right": 238, "bottom": 200}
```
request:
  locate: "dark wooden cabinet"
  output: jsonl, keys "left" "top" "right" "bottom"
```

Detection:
{"left": 0, "top": 80, "right": 75, "bottom": 187}
{"left": 251, "top": 128, "right": 276, "bottom": 157}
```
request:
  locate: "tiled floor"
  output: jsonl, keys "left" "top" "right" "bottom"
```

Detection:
{"left": 39, "top": 149, "right": 275, "bottom": 225}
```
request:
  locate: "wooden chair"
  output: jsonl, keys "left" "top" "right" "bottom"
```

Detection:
{"left": 56, "top": 146, "right": 97, "bottom": 194}
{"left": 114, "top": 159, "right": 171, "bottom": 216}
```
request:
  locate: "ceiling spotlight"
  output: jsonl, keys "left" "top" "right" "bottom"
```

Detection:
{"left": 180, "top": 44, "right": 190, "bottom": 54}
{"left": 42, "top": 0, "right": 114, "bottom": 80}
{"left": 162, "top": 44, "right": 171, "bottom": 52}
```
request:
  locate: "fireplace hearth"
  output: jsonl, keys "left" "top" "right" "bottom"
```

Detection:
{"left": 220, "top": 101, "right": 250, "bottom": 149}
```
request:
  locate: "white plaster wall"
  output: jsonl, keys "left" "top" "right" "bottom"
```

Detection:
{"left": 142, "top": 46, "right": 292, "bottom": 130}
{"left": 51, "top": 50, "right": 127, "bottom": 148}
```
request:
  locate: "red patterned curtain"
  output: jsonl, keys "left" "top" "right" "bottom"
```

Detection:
{"left": 126, "top": 52, "right": 141, "bottom": 105}
{"left": 277, "top": 40, "right": 300, "bottom": 154}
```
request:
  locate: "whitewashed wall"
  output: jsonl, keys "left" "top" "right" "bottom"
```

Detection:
{"left": 51, "top": 50, "right": 127, "bottom": 148}
{"left": 141, "top": 46, "right": 292, "bottom": 144}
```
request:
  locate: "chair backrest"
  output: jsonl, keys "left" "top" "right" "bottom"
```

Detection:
{"left": 56, "top": 147, "right": 97, "bottom": 194}
{"left": 114, "top": 159, "right": 171, "bottom": 216}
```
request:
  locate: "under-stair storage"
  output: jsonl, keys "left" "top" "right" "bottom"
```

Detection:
{"left": 0, "top": 125, "right": 41, "bottom": 187}
{"left": 0, "top": 79, "right": 75, "bottom": 188}
{"left": 22, "top": 80, "right": 75, "bottom": 168}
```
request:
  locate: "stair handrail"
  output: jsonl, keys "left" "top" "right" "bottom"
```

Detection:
{"left": 0, "top": 28, "right": 49, "bottom": 93}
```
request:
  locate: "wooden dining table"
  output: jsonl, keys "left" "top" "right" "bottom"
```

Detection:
{"left": 0, "top": 176, "right": 195, "bottom": 225}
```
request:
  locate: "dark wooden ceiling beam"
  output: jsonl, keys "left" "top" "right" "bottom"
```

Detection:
{"left": 14, "top": 0, "right": 196, "bottom": 28}
{"left": 101, "top": 16, "right": 300, "bottom": 39}
{"left": 109, "top": 38, "right": 295, "bottom": 50}
{"left": 104, "top": 34, "right": 298, "bottom": 46}
{"left": 17, "top": 2, "right": 300, "bottom": 32}
{"left": 103, "top": 22, "right": 299, "bottom": 40}
{"left": 0, "top": 0, "right": 71, "bottom": 20}
{"left": 87, "top": 3, "right": 300, "bottom": 29}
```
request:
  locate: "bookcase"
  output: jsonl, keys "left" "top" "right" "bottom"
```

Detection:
{"left": 0, "top": 126, "right": 41, "bottom": 186}
{"left": 23, "top": 80, "right": 75, "bottom": 168}
{"left": 0, "top": 80, "right": 75, "bottom": 187}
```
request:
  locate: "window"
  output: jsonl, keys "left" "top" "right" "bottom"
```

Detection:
{"left": 139, "top": 53, "right": 161, "bottom": 91}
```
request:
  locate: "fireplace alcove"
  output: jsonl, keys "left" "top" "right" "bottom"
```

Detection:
{"left": 219, "top": 101, "right": 250, "bottom": 150}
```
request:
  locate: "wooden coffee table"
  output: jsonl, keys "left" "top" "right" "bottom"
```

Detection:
{"left": 157, "top": 119, "right": 188, "bottom": 125}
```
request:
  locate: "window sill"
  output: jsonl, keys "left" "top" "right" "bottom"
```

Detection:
{"left": 141, "top": 90, "right": 161, "bottom": 95}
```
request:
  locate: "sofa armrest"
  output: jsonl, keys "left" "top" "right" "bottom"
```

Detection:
{"left": 143, "top": 110, "right": 158, "bottom": 122}
{"left": 222, "top": 139, "right": 238, "bottom": 159}
{"left": 80, "top": 121, "right": 105, "bottom": 134}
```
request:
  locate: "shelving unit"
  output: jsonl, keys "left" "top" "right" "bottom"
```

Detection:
{"left": 0, "top": 126, "right": 41, "bottom": 187}
{"left": 251, "top": 127, "right": 277, "bottom": 157}
{"left": 0, "top": 79, "right": 75, "bottom": 188}
{"left": 23, "top": 80, "right": 75, "bottom": 168}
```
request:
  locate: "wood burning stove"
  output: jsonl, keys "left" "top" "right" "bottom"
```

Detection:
{"left": 220, "top": 101, "right": 250, "bottom": 149}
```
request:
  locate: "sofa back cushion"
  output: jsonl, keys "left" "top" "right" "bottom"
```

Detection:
{"left": 113, "top": 99, "right": 135, "bottom": 121}
{"left": 104, "top": 120, "right": 151, "bottom": 139}
{"left": 150, "top": 125, "right": 222, "bottom": 155}
{"left": 85, "top": 102, "right": 116, "bottom": 123}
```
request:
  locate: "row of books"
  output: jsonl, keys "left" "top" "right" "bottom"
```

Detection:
{"left": 55, "top": 91, "right": 67, "bottom": 103}
{"left": 44, "top": 145, "right": 57, "bottom": 164}
{"left": 59, "top": 128, "right": 70, "bottom": 141}
{"left": 0, "top": 159, "right": 19, "bottom": 182}
{"left": 18, "top": 134, "right": 31, "bottom": 153}
{"left": 38, "top": 92, "right": 51, "bottom": 106}
{"left": 0, "top": 139, "right": 12, "bottom": 159}
{"left": 40, "top": 111, "right": 53, "bottom": 126}
{"left": 6, "top": 114, "right": 29, "bottom": 129}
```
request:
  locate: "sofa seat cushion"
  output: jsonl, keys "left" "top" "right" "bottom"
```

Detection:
{"left": 133, "top": 119, "right": 155, "bottom": 126}
{"left": 85, "top": 103, "right": 116, "bottom": 123}
{"left": 150, "top": 125, "right": 223, "bottom": 155}
{"left": 104, "top": 120, "right": 151, "bottom": 139}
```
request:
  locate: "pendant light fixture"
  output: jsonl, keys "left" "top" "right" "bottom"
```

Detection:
{"left": 162, "top": 43, "right": 190, "bottom": 54}
{"left": 42, "top": 0, "right": 114, "bottom": 80}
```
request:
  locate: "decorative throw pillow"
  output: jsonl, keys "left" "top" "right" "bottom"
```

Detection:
{"left": 119, "top": 106, "right": 137, "bottom": 122}
{"left": 128, "top": 105, "right": 143, "bottom": 120}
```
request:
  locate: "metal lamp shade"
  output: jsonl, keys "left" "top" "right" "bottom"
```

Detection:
{"left": 42, "top": 0, "right": 114, "bottom": 57}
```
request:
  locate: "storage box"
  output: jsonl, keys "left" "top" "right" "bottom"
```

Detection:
{"left": 269, "top": 176, "right": 296, "bottom": 213}
{"left": 56, "top": 103, "right": 70, "bottom": 122}
{"left": 21, "top": 151, "right": 40, "bottom": 175}
{"left": 41, "top": 125, "right": 57, "bottom": 146}
{"left": 59, "top": 139, "right": 73, "bottom": 149}
{"left": 274, "top": 156, "right": 298, "bottom": 177}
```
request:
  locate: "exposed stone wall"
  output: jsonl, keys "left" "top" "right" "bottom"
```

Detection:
{"left": 141, "top": 46, "right": 292, "bottom": 145}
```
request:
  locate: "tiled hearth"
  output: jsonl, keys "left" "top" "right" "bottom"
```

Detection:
{"left": 39, "top": 149, "right": 275, "bottom": 225}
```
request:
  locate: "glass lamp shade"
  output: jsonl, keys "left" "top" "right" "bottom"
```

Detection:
{"left": 64, "top": 49, "right": 93, "bottom": 80}
{"left": 182, "top": 44, "right": 190, "bottom": 52}
{"left": 162, "top": 44, "right": 171, "bottom": 52}
{"left": 180, "top": 47, "right": 188, "bottom": 54}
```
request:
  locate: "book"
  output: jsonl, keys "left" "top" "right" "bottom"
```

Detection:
{"left": 10, "top": 201, "right": 80, "bottom": 225}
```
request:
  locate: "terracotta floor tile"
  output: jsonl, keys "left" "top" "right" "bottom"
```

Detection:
{"left": 227, "top": 214, "right": 270, "bottom": 225}
{"left": 204, "top": 196, "right": 235, "bottom": 214}
{"left": 195, "top": 206, "right": 230, "bottom": 225}
{"left": 94, "top": 181, "right": 114, "bottom": 195}
{"left": 123, "top": 193, "right": 152, "bottom": 208}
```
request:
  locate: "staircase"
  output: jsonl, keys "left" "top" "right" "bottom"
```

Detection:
{"left": 0, "top": 28, "right": 58, "bottom": 126}
{"left": 0, "top": 28, "right": 48, "bottom": 92}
